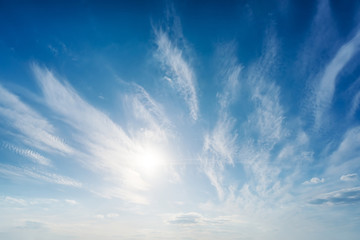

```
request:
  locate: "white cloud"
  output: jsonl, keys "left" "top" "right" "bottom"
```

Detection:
{"left": 310, "top": 187, "right": 360, "bottom": 205}
{"left": 349, "top": 90, "right": 360, "bottom": 117}
{"left": 167, "top": 212, "right": 238, "bottom": 226}
{"left": 200, "top": 116, "right": 237, "bottom": 200}
{"left": 199, "top": 44, "right": 241, "bottom": 200}
{"left": 32, "top": 63, "right": 168, "bottom": 203}
{"left": 4, "top": 196, "right": 27, "bottom": 206}
{"left": 154, "top": 29, "right": 198, "bottom": 120}
{"left": 0, "top": 84, "right": 73, "bottom": 154}
{"left": 340, "top": 173, "right": 358, "bottom": 182}
{"left": 326, "top": 126, "right": 360, "bottom": 176}
{"left": 29, "top": 198, "right": 58, "bottom": 205}
{"left": 167, "top": 212, "right": 203, "bottom": 225}
{"left": 2, "top": 142, "right": 51, "bottom": 166}
{"left": 215, "top": 42, "right": 242, "bottom": 111}
{"left": 96, "top": 187, "right": 149, "bottom": 205}
{"left": 236, "top": 36, "right": 288, "bottom": 202}
{"left": 199, "top": 35, "right": 290, "bottom": 206}
{"left": 245, "top": 30, "right": 285, "bottom": 149}
{"left": 0, "top": 163, "right": 82, "bottom": 188}
{"left": 65, "top": 199, "right": 78, "bottom": 205}
{"left": 249, "top": 81, "right": 285, "bottom": 149}
{"left": 330, "top": 127, "right": 360, "bottom": 161}
{"left": 106, "top": 213, "right": 119, "bottom": 218}
{"left": 2, "top": 196, "right": 80, "bottom": 208}
{"left": 24, "top": 169, "right": 82, "bottom": 187}
{"left": 314, "top": 29, "right": 360, "bottom": 128}
{"left": 303, "top": 177, "right": 325, "bottom": 185}
{"left": 127, "top": 83, "right": 172, "bottom": 141}
{"left": 95, "top": 214, "right": 105, "bottom": 219}
{"left": 94, "top": 213, "right": 120, "bottom": 220}
{"left": 297, "top": 0, "right": 337, "bottom": 77}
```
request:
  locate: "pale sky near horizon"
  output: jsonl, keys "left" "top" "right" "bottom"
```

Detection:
{"left": 1, "top": 1, "right": 360, "bottom": 239}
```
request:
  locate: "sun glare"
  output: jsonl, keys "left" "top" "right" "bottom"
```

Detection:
{"left": 135, "top": 144, "right": 166, "bottom": 176}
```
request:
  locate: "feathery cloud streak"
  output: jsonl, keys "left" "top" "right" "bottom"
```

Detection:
{"left": 310, "top": 187, "right": 360, "bottom": 205}
{"left": 315, "top": 29, "right": 360, "bottom": 127}
{"left": 32, "top": 63, "right": 173, "bottom": 203}
{"left": 154, "top": 29, "right": 199, "bottom": 121}
{"left": 2, "top": 143, "right": 51, "bottom": 166}
{"left": 0, "top": 163, "right": 82, "bottom": 187}
{"left": 0, "top": 84, "right": 73, "bottom": 154}
{"left": 340, "top": 173, "right": 358, "bottom": 182}
{"left": 199, "top": 43, "right": 241, "bottom": 200}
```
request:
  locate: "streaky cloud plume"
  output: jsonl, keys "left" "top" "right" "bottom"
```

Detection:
{"left": 32, "top": 63, "right": 174, "bottom": 204}
{"left": 2, "top": 142, "right": 51, "bottom": 166}
{"left": 127, "top": 83, "right": 172, "bottom": 141}
{"left": 154, "top": 23, "right": 198, "bottom": 120}
{"left": 0, "top": 163, "right": 82, "bottom": 187}
{"left": 199, "top": 43, "right": 241, "bottom": 200}
{"left": 310, "top": 187, "right": 360, "bottom": 205}
{"left": 326, "top": 126, "right": 360, "bottom": 176}
{"left": 167, "top": 212, "right": 203, "bottom": 225}
{"left": 236, "top": 32, "right": 289, "bottom": 203}
{"left": 314, "top": 29, "right": 360, "bottom": 128}
{"left": 349, "top": 90, "right": 360, "bottom": 118}
{"left": 0, "top": 84, "right": 73, "bottom": 154}
{"left": 340, "top": 173, "right": 358, "bottom": 182}
{"left": 297, "top": 0, "right": 338, "bottom": 78}
{"left": 167, "top": 212, "right": 238, "bottom": 226}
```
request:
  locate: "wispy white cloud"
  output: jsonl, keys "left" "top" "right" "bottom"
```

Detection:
{"left": 200, "top": 116, "right": 237, "bottom": 200}
{"left": 249, "top": 81, "right": 285, "bottom": 148}
{"left": 19, "top": 221, "right": 46, "bottom": 230}
{"left": 95, "top": 187, "right": 149, "bottom": 205}
{"left": 2, "top": 196, "right": 79, "bottom": 208}
{"left": 0, "top": 84, "right": 73, "bottom": 154}
{"left": 32, "top": 64, "right": 139, "bottom": 182}
{"left": 204, "top": 117, "right": 237, "bottom": 168}
{"left": 326, "top": 126, "right": 360, "bottom": 176}
{"left": 167, "top": 212, "right": 204, "bottom": 225}
{"left": 24, "top": 168, "right": 82, "bottom": 187}
{"left": 234, "top": 33, "right": 289, "bottom": 203}
{"left": 349, "top": 90, "right": 360, "bottom": 117}
{"left": 303, "top": 177, "right": 325, "bottom": 185}
{"left": 215, "top": 43, "right": 242, "bottom": 111}
{"left": 0, "top": 163, "right": 82, "bottom": 187}
{"left": 314, "top": 29, "right": 360, "bottom": 128}
{"left": 246, "top": 29, "right": 285, "bottom": 149}
{"left": 106, "top": 213, "right": 119, "bottom": 218}
{"left": 154, "top": 29, "right": 198, "bottom": 120}
{"left": 309, "top": 187, "right": 360, "bottom": 205}
{"left": 2, "top": 142, "right": 51, "bottom": 166}
{"left": 199, "top": 43, "right": 241, "bottom": 200}
{"left": 31, "top": 63, "right": 174, "bottom": 204}
{"left": 167, "top": 212, "right": 239, "bottom": 226}
{"left": 222, "top": 31, "right": 317, "bottom": 212}
{"left": 95, "top": 214, "right": 105, "bottom": 219}
{"left": 297, "top": 0, "right": 338, "bottom": 78}
{"left": 4, "top": 196, "right": 27, "bottom": 206}
{"left": 28, "top": 198, "right": 59, "bottom": 205}
{"left": 198, "top": 32, "right": 292, "bottom": 208}
{"left": 126, "top": 83, "right": 172, "bottom": 141}
{"left": 340, "top": 173, "right": 358, "bottom": 182}
{"left": 65, "top": 199, "right": 78, "bottom": 205}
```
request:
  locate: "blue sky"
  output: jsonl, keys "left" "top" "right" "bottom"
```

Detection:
{"left": 1, "top": 0, "right": 360, "bottom": 239}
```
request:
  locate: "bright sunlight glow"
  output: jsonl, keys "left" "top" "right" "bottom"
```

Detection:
{"left": 135, "top": 144, "right": 166, "bottom": 177}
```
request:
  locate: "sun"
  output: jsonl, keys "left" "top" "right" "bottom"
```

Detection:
{"left": 135, "top": 144, "right": 166, "bottom": 177}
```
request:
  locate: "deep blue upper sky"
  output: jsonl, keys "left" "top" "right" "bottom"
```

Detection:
{"left": 1, "top": 1, "right": 360, "bottom": 239}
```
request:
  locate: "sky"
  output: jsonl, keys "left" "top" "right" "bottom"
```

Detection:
{"left": 0, "top": 0, "right": 360, "bottom": 239}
